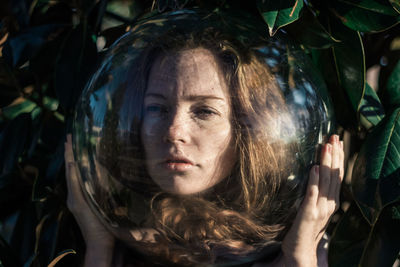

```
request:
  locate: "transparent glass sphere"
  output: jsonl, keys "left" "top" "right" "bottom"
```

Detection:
{"left": 73, "top": 9, "right": 334, "bottom": 266}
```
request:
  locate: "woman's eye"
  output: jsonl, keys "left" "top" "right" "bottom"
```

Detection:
{"left": 145, "top": 105, "right": 167, "bottom": 115}
{"left": 194, "top": 107, "right": 218, "bottom": 119}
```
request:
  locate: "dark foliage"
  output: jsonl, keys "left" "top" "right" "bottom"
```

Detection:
{"left": 0, "top": 0, "right": 399, "bottom": 266}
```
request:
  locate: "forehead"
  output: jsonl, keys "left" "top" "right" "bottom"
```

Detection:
{"left": 147, "top": 48, "right": 229, "bottom": 98}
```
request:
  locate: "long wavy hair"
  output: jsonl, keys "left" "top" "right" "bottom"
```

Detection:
{"left": 97, "top": 27, "right": 302, "bottom": 265}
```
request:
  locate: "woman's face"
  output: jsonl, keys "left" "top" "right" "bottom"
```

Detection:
{"left": 141, "top": 48, "right": 236, "bottom": 195}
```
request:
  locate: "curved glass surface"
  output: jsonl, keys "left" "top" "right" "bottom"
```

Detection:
{"left": 73, "top": 9, "right": 334, "bottom": 266}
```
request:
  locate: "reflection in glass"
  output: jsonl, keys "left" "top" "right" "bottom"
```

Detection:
{"left": 73, "top": 9, "right": 334, "bottom": 266}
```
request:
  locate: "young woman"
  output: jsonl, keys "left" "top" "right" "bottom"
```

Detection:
{"left": 65, "top": 26, "right": 344, "bottom": 266}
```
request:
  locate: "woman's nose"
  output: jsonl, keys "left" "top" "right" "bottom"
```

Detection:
{"left": 163, "top": 111, "right": 189, "bottom": 144}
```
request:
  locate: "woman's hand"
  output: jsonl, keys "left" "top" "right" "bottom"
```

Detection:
{"left": 65, "top": 134, "right": 115, "bottom": 267}
{"left": 255, "top": 135, "right": 344, "bottom": 267}
{"left": 282, "top": 134, "right": 344, "bottom": 267}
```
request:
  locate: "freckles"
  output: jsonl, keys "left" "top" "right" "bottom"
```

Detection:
{"left": 200, "top": 129, "right": 233, "bottom": 156}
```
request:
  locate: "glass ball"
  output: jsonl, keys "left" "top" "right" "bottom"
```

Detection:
{"left": 72, "top": 9, "right": 334, "bottom": 266}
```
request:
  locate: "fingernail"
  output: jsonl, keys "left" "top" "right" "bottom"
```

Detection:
{"left": 340, "top": 141, "right": 343, "bottom": 149}
{"left": 335, "top": 135, "right": 339, "bottom": 143}
{"left": 326, "top": 144, "right": 332, "bottom": 153}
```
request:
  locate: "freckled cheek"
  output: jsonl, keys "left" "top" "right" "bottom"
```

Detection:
{"left": 199, "top": 127, "right": 234, "bottom": 157}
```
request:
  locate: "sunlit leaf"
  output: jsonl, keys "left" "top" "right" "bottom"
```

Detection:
{"left": 359, "top": 83, "right": 385, "bottom": 130}
{"left": 1, "top": 99, "right": 37, "bottom": 120}
{"left": 352, "top": 107, "right": 400, "bottom": 222}
{"left": 385, "top": 59, "right": 400, "bottom": 109}
{"left": 257, "top": 0, "right": 304, "bottom": 36}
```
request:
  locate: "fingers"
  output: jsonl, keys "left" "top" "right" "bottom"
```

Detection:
{"left": 317, "top": 143, "right": 331, "bottom": 207}
{"left": 317, "top": 135, "right": 344, "bottom": 212}
{"left": 335, "top": 140, "right": 344, "bottom": 204}
{"left": 328, "top": 135, "right": 341, "bottom": 203}
{"left": 305, "top": 165, "right": 319, "bottom": 205}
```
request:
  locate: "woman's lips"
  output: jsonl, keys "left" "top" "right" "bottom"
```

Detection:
{"left": 162, "top": 156, "right": 194, "bottom": 171}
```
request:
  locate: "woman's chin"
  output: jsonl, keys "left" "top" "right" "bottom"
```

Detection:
{"left": 155, "top": 178, "right": 213, "bottom": 195}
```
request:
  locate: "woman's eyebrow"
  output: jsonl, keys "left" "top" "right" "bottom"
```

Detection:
{"left": 144, "top": 93, "right": 166, "bottom": 99}
{"left": 144, "top": 93, "right": 225, "bottom": 102}
{"left": 185, "top": 95, "right": 225, "bottom": 101}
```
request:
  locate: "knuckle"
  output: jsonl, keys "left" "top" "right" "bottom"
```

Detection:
{"left": 326, "top": 201, "right": 337, "bottom": 215}
{"left": 308, "top": 186, "right": 319, "bottom": 199}
{"left": 319, "top": 206, "right": 329, "bottom": 219}
{"left": 307, "top": 209, "right": 320, "bottom": 221}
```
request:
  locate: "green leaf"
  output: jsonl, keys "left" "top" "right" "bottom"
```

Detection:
{"left": 329, "top": 18, "right": 365, "bottom": 113}
{"left": 1, "top": 99, "right": 37, "bottom": 120}
{"left": 389, "top": 0, "right": 400, "bottom": 13}
{"left": 329, "top": 203, "right": 370, "bottom": 267}
{"left": 352, "top": 107, "right": 400, "bottom": 222}
{"left": 285, "top": 7, "right": 340, "bottom": 49}
{"left": 358, "top": 201, "right": 400, "bottom": 267}
{"left": 385, "top": 59, "right": 400, "bottom": 109}
{"left": 310, "top": 48, "right": 358, "bottom": 130}
{"left": 42, "top": 96, "right": 59, "bottom": 111}
{"left": 338, "top": 0, "right": 400, "bottom": 15}
{"left": 359, "top": 83, "right": 385, "bottom": 130}
{"left": 332, "top": 0, "right": 400, "bottom": 32}
{"left": 257, "top": 0, "right": 304, "bottom": 36}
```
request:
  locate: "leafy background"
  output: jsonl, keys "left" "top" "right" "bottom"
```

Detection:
{"left": 0, "top": 0, "right": 399, "bottom": 266}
